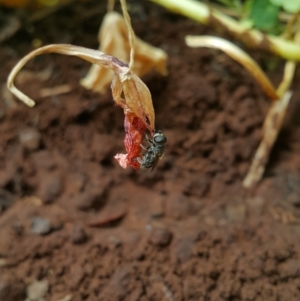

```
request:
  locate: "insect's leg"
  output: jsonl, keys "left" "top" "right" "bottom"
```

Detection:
{"left": 145, "top": 133, "right": 153, "bottom": 145}
{"left": 136, "top": 157, "right": 143, "bottom": 164}
{"left": 140, "top": 144, "right": 148, "bottom": 150}
{"left": 137, "top": 157, "right": 146, "bottom": 169}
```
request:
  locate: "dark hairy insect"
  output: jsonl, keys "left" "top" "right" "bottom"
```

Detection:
{"left": 137, "top": 130, "right": 167, "bottom": 171}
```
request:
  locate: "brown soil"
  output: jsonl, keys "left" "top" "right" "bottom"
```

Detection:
{"left": 1, "top": 1, "right": 300, "bottom": 301}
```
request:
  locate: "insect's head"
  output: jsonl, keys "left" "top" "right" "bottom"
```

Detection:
{"left": 153, "top": 130, "right": 167, "bottom": 145}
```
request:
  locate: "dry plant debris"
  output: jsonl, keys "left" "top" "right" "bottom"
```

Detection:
{"left": 7, "top": 0, "right": 157, "bottom": 170}
{"left": 269, "top": 206, "right": 299, "bottom": 224}
{"left": 81, "top": 11, "right": 168, "bottom": 94}
{"left": 243, "top": 91, "right": 292, "bottom": 187}
{"left": 185, "top": 35, "right": 294, "bottom": 187}
{"left": 39, "top": 84, "right": 72, "bottom": 98}
{"left": 186, "top": 36, "right": 279, "bottom": 101}
{"left": 151, "top": 0, "right": 300, "bottom": 61}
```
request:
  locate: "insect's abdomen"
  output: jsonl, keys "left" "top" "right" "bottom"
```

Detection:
{"left": 156, "top": 145, "right": 165, "bottom": 157}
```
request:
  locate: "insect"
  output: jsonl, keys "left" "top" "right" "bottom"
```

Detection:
{"left": 137, "top": 130, "right": 167, "bottom": 171}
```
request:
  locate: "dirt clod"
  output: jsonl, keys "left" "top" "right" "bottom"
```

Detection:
{"left": 0, "top": 275, "right": 25, "bottom": 301}
{"left": 38, "top": 173, "right": 63, "bottom": 204}
{"left": 70, "top": 223, "right": 88, "bottom": 244}
{"left": 149, "top": 225, "right": 173, "bottom": 247}
{"left": 0, "top": 188, "right": 14, "bottom": 214}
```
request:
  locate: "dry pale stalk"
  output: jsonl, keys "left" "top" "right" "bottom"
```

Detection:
{"left": 185, "top": 35, "right": 295, "bottom": 187}
{"left": 107, "top": 0, "right": 115, "bottom": 12}
{"left": 80, "top": 11, "right": 168, "bottom": 94}
{"left": 2, "top": 85, "right": 17, "bottom": 108}
{"left": 243, "top": 91, "right": 292, "bottom": 188}
{"left": 39, "top": 84, "right": 71, "bottom": 98}
{"left": 243, "top": 32, "right": 300, "bottom": 187}
{"left": 120, "top": 0, "right": 135, "bottom": 71}
{"left": 243, "top": 61, "right": 295, "bottom": 188}
{"left": 185, "top": 36, "right": 279, "bottom": 100}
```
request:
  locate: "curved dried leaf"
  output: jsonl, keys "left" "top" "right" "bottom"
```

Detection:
{"left": 7, "top": 44, "right": 127, "bottom": 106}
{"left": 186, "top": 35, "right": 279, "bottom": 101}
{"left": 120, "top": 72, "right": 155, "bottom": 132}
{"left": 81, "top": 11, "right": 168, "bottom": 93}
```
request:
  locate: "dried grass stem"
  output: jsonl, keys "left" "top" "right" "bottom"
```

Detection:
{"left": 186, "top": 36, "right": 279, "bottom": 101}
{"left": 120, "top": 0, "right": 135, "bottom": 71}
{"left": 7, "top": 44, "right": 128, "bottom": 107}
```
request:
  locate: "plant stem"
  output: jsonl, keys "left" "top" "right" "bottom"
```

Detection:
{"left": 243, "top": 91, "right": 292, "bottom": 188}
{"left": 107, "top": 0, "right": 115, "bottom": 12}
{"left": 7, "top": 44, "right": 128, "bottom": 107}
{"left": 186, "top": 36, "right": 278, "bottom": 101}
{"left": 120, "top": 0, "right": 135, "bottom": 71}
{"left": 243, "top": 32, "right": 300, "bottom": 188}
{"left": 150, "top": 0, "right": 300, "bottom": 61}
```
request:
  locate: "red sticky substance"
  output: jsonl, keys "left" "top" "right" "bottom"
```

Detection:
{"left": 115, "top": 113, "right": 147, "bottom": 169}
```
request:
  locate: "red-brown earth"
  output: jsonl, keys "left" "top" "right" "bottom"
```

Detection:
{"left": 1, "top": 1, "right": 300, "bottom": 300}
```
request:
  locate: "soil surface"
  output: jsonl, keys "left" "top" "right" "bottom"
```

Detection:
{"left": 1, "top": 1, "right": 300, "bottom": 301}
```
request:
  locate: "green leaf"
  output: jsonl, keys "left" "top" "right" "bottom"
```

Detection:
{"left": 270, "top": 0, "right": 300, "bottom": 13}
{"left": 249, "top": 0, "right": 280, "bottom": 33}
{"left": 269, "top": 0, "right": 282, "bottom": 6}
{"left": 282, "top": 0, "right": 300, "bottom": 13}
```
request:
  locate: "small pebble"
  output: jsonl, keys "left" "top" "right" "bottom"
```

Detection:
{"left": 30, "top": 217, "right": 51, "bottom": 235}
{"left": 149, "top": 227, "right": 173, "bottom": 247}
{"left": 108, "top": 236, "right": 121, "bottom": 247}
{"left": 19, "top": 127, "right": 41, "bottom": 151}
{"left": 26, "top": 280, "right": 48, "bottom": 301}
